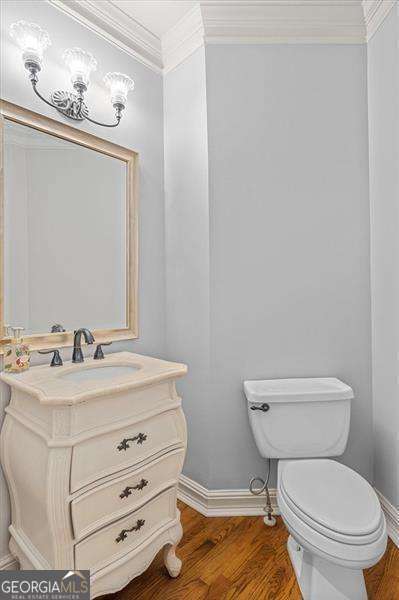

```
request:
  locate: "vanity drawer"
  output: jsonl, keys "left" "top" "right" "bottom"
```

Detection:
{"left": 71, "top": 448, "right": 185, "bottom": 539}
{"left": 75, "top": 486, "right": 177, "bottom": 573}
{"left": 71, "top": 408, "right": 185, "bottom": 492}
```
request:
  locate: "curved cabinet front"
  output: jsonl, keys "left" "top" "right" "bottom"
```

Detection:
{"left": 71, "top": 448, "right": 185, "bottom": 539}
{"left": 70, "top": 408, "right": 186, "bottom": 492}
{"left": 75, "top": 487, "right": 177, "bottom": 573}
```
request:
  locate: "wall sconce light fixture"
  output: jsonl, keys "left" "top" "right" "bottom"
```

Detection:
{"left": 10, "top": 20, "right": 134, "bottom": 128}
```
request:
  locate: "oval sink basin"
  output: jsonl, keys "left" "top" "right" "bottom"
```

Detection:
{"left": 60, "top": 365, "right": 140, "bottom": 383}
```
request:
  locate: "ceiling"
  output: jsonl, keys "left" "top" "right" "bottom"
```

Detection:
{"left": 110, "top": 0, "right": 197, "bottom": 38}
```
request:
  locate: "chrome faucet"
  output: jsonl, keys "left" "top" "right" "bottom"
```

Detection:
{"left": 72, "top": 328, "right": 95, "bottom": 363}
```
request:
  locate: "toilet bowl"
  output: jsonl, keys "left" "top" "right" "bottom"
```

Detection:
{"left": 278, "top": 459, "right": 386, "bottom": 599}
{"left": 244, "top": 378, "right": 387, "bottom": 600}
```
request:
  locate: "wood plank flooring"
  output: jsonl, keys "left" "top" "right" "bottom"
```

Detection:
{"left": 102, "top": 501, "right": 399, "bottom": 600}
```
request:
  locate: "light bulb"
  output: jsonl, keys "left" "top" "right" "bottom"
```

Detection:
{"left": 103, "top": 72, "right": 134, "bottom": 108}
{"left": 10, "top": 21, "right": 51, "bottom": 69}
{"left": 63, "top": 48, "right": 97, "bottom": 89}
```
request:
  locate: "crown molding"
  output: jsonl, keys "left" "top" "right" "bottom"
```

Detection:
{"left": 48, "top": 0, "right": 163, "bottom": 73}
{"left": 201, "top": 1, "right": 366, "bottom": 46}
{"left": 362, "top": 0, "right": 396, "bottom": 40}
{"left": 48, "top": 1, "right": 368, "bottom": 76}
{"left": 162, "top": 5, "right": 204, "bottom": 74}
{"left": 163, "top": 0, "right": 366, "bottom": 73}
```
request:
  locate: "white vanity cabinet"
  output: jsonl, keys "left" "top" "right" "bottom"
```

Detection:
{"left": 0, "top": 352, "right": 187, "bottom": 598}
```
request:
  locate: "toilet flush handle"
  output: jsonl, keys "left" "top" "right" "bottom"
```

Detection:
{"left": 250, "top": 403, "right": 270, "bottom": 412}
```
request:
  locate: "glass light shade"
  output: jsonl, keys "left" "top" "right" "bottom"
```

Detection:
{"left": 62, "top": 48, "right": 97, "bottom": 87}
{"left": 10, "top": 21, "right": 51, "bottom": 66}
{"left": 103, "top": 72, "right": 134, "bottom": 107}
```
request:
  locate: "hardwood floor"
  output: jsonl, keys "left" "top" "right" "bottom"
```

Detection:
{"left": 103, "top": 501, "right": 399, "bottom": 600}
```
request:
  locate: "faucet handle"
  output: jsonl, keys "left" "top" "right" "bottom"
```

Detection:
{"left": 51, "top": 324, "right": 66, "bottom": 333}
{"left": 93, "top": 342, "right": 112, "bottom": 360}
{"left": 38, "top": 349, "right": 63, "bottom": 367}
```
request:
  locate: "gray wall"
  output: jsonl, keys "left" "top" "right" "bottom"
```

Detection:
{"left": 206, "top": 44, "right": 372, "bottom": 488}
{"left": 165, "top": 43, "right": 372, "bottom": 490}
{"left": 205, "top": 44, "right": 372, "bottom": 489}
{"left": 0, "top": 0, "right": 165, "bottom": 562}
{"left": 368, "top": 7, "right": 399, "bottom": 508}
{"left": 164, "top": 47, "right": 211, "bottom": 486}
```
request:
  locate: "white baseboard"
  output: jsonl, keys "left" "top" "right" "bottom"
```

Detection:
{"left": 178, "top": 476, "right": 399, "bottom": 549}
{"left": 178, "top": 474, "right": 279, "bottom": 517}
{"left": 375, "top": 490, "right": 399, "bottom": 548}
{"left": 0, "top": 553, "right": 19, "bottom": 570}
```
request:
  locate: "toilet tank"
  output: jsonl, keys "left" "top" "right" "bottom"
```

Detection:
{"left": 244, "top": 378, "right": 353, "bottom": 459}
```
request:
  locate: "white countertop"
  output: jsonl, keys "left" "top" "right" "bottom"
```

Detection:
{"left": 0, "top": 351, "right": 187, "bottom": 405}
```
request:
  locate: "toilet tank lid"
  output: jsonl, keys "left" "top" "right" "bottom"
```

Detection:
{"left": 243, "top": 377, "right": 353, "bottom": 404}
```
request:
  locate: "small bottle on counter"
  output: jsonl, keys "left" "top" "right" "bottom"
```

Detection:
{"left": 4, "top": 326, "right": 31, "bottom": 373}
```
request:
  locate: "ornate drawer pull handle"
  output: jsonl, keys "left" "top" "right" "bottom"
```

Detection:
{"left": 117, "top": 432, "right": 147, "bottom": 451}
{"left": 115, "top": 518, "right": 145, "bottom": 543}
{"left": 119, "top": 478, "right": 148, "bottom": 499}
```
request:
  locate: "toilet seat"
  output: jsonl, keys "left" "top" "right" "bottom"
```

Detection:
{"left": 279, "top": 483, "right": 385, "bottom": 546}
{"left": 278, "top": 459, "right": 387, "bottom": 569}
{"left": 280, "top": 459, "right": 383, "bottom": 541}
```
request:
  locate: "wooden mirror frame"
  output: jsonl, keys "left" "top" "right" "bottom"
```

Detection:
{"left": 0, "top": 99, "right": 139, "bottom": 353}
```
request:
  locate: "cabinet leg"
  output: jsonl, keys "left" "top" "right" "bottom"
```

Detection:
{"left": 163, "top": 543, "right": 182, "bottom": 578}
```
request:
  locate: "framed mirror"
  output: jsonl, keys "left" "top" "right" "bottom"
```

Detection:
{"left": 0, "top": 100, "right": 138, "bottom": 352}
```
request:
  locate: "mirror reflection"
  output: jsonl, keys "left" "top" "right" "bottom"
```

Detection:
{"left": 3, "top": 120, "right": 127, "bottom": 335}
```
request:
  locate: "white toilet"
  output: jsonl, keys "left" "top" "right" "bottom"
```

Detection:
{"left": 244, "top": 377, "right": 387, "bottom": 600}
